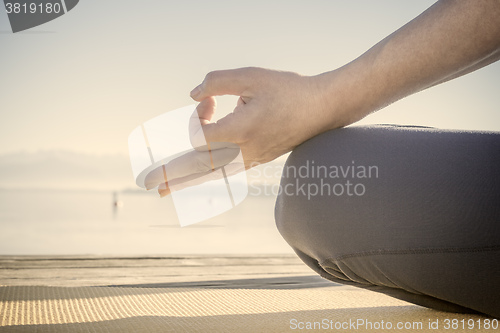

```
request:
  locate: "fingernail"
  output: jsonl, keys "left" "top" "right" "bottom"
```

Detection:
{"left": 158, "top": 188, "right": 170, "bottom": 198}
{"left": 190, "top": 85, "right": 201, "bottom": 98}
{"left": 158, "top": 182, "right": 170, "bottom": 197}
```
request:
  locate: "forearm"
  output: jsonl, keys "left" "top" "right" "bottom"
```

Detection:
{"left": 319, "top": 0, "right": 500, "bottom": 127}
{"left": 430, "top": 49, "right": 500, "bottom": 88}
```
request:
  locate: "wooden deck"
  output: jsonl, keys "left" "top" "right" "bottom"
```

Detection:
{"left": 0, "top": 255, "right": 332, "bottom": 289}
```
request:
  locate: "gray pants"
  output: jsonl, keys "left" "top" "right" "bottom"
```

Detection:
{"left": 275, "top": 125, "right": 500, "bottom": 318}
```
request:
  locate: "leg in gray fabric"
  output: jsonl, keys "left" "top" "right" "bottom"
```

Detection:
{"left": 275, "top": 125, "right": 500, "bottom": 318}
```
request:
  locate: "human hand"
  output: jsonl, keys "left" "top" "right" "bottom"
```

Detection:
{"left": 146, "top": 67, "right": 360, "bottom": 197}
{"left": 150, "top": 67, "right": 351, "bottom": 197}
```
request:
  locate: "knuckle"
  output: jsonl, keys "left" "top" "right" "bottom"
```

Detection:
{"left": 241, "top": 66, "right": 264, "bottom": 79}
{"left": 203, "top": 71, "right": 220, "bottom": 85}
{"left": 244, "top": 66, "right": 263, "bottom": 73}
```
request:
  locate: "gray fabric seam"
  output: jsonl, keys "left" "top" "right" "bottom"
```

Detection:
{"left": 322, "top": 245, "right": 500, "bottom": 263}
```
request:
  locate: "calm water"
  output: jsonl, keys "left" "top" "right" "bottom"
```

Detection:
{"left": 0, "top": 189, "right": 292, "bottom": 255}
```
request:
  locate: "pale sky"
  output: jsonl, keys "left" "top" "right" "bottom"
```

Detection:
{"left": 1, "top": 0, "right": 499, "bottom": 156}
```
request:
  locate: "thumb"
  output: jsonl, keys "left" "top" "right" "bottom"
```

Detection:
{"left": 190, "top": 67, "right": 259, "bottom": 101}
{"left": 190, "top": 97, "right": 248, "bottom": 147}
{"left": 189, "top": 97, "right": 236, "bottom": 149}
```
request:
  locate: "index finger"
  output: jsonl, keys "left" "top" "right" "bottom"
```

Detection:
{"left": 190, "top": 67, "right": 261, "bottom": 101}
{"left": 144, "top": 147, "right": 241, "bottom": 190}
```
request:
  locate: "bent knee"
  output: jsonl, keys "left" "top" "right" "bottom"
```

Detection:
{"left": 274, "top": 127, "right": 373, "bottom": 252}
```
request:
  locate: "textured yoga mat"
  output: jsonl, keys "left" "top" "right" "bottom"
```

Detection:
{"left": 0, "top": 285, "right": 494, "bottom": 332}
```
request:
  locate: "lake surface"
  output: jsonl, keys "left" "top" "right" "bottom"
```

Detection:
{"left": 0, "top": 189, "right": 292, "bottom": 255}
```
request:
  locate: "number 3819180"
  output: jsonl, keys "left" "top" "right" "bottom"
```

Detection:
{"left": 5, "top": 2, "right": 62, "bottom": 14}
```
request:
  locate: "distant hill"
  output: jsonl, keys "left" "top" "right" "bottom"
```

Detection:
{"left": 0, "top": 150, "right": 287, "bottom": 193}
{"left": 0, "top": 151, "right": 135, "bottom": 190}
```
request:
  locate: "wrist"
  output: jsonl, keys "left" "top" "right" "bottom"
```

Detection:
{"left": 313, "top": 61, "right": 379, "bottom": 130}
